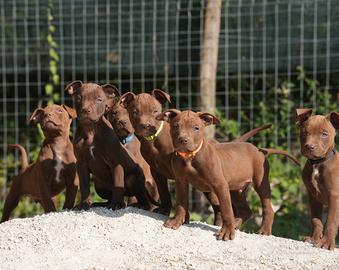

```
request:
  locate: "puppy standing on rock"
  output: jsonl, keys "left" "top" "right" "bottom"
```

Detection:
{"left": 1, "top": 104, "right": 78, "bottom": 222}
{"left": 157, "top": 109, "right": 300, "bottom": 240}
{"left": 66, "top": 81, "right": 153, "bottom": 211}
{"left": 107, "top": 102, "right": 159, "bottom": 207}
{"left": 296, "top": 108, "right": 339, "bottom": 250}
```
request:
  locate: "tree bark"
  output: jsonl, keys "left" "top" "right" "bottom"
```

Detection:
{"left": 199, "top": 0, "right": 222, "bottom": 139}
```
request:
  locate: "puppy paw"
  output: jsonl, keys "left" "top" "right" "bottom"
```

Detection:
{"left": 214, "top": 225, "right": 235, "bottom": 241}
{"left": 73, "top": 200, "right": 92, "bottom": 211}
{"left": 163, "top": 217, "right": 184, "bottom": 230}
{"left": 314, "top": 236, "right": 336, "bottom": 250}
{"left": 108, "top": 201, "right": 126, "bottom": 211}
{"left": 257, "top": 225, "right": 272, "bottom": 236}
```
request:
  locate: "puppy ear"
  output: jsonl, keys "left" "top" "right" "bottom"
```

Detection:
{"left": 151, "top": 89, "right": 171, "bottom": 105}
{"left": 328, "top": 112, "right": 339, "bottom": 130}
{"left": 197, "top": 112, "right": 220, "bottom": 126}
{"left": 65, "top": 80, "right": 83, "bottom": 95}
{"left": 121, "top": 92, "right": 136, "bottom": 108}
{"left": 156, "top": 109, "right": 181, "bottom": 122}
{"left": 30, "top": 108, "right": 45, "bottom": 124}
{"left": 102, "top": 84, "right": 120, "bottom": 111}
{"left": 62, "top": 105, "right": 77, "bottom": 119}
{"left": 295, "top": 108, "right": 313, "bottom": 127}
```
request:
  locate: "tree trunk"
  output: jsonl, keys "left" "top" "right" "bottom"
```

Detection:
{"left": 193, "top": 0, "right": 222, "bottom": 214}
{"left": 199, "top": 0, "right": 222, "bottom": 139}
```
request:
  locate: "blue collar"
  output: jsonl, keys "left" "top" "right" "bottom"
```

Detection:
{"left": 120, "top": 133, "right": 135, "bottom": 145}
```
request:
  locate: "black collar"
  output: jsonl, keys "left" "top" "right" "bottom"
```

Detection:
{"left": 308, "top": 148, "right": 337, "bottom": 165}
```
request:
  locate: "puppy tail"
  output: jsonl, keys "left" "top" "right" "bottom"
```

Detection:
{"left": 259, "top": 148, "right": 300, "bottom": 166}
{"left": 234, "top": 124, "right": 272, "bottom": 142}
{"left": 8, "top": 144, "right": 29, "bottom": 173}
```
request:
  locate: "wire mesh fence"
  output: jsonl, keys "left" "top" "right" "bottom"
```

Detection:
{"left": 1, "top": 0, "right": 338, "bottom": 207}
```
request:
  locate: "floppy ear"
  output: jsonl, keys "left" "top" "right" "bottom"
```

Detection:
{"left": 30, "top": 108, "right": 45, "bottom": 124}
{"left": 151, "top": 89, "right": 171, "bottom": 105}
{"left": 196, "top": 112, "right": 220, "bottom": 126}
{"left": 156, "top": 109, "right": 181, "bottom": 122}
{"left": 102, "top": 84, "right": 120, "bottom": 111}
{"left": 62, "top": 105, "right": 77, "bottom": 119}
{"left": 295, "top": 108, "right": 313, "bottom": 127}
{"left": 328, "top": 112, "right": 339, "bottom": 130}
{"left": 121, "top": 92, "right": 136, "bottom": 108}
{"left": 65, "top": 80, "right": 83, "bottom": 95}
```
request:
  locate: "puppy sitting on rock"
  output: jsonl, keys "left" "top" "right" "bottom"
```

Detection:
{"left": 1, "top": 104, "right": 78, "bottom": 222}
{"left": 296, "top": 108, "right": 339, "bottom": 250}
{"left": 157, "top": 109, "right": 300, "bottom": 240}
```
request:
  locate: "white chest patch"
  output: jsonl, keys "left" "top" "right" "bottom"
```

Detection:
{"left": 89, "top": 146, "right": 95, "bottom": 160}
{"left": 54, "top": 155, "right": 64, "bottom": 183}
{"left": 311, "top": 166, "right": 320, "bottom": 193}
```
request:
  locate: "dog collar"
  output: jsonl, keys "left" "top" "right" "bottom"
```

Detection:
{"left": 144, "top": 121, "right": 164, "bottom": 142}
{"left": 119, "top": 133, "right": 135, "bottom": 145}
{"left": 176, "top": 140, "right": 204, "bottom": 160}
{"left": 308, "top": 147, "right": 337, "bottom": 165}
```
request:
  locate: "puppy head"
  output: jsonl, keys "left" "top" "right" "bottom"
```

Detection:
{"left": 295, "top": 108, "right": 339, "bottom": 159}
{"left": 157, "top": 109, "right": 219, "bottom": 153}
{"left": 107, "top": 104, "right": 134, "bottom": 138}
{"left": 121, "top": 89, "right": 170, "bottom": 137}
{"left": 65, "top": 80, "right": 120, "bottom": 124}
{"left": 30, "top": 104, "right": 76, "bottom": 137}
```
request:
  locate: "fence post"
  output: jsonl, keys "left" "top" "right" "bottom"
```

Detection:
{"left": 193, "top": 0, "right": 222, "bottom": 214}
{"left": 199, "top": 0, "right": 222, "bottom": 139}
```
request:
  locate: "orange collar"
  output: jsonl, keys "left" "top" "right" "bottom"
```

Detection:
{"left": 176, "top": 140, "right": 204, "bottom": 159}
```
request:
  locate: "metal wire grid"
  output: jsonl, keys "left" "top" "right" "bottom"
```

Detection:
{"left": 1, "top": 0, "right": 338, "bottom": 180}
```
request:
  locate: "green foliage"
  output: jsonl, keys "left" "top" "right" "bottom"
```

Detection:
{"left": 45, "top": 0, "right": 60, "bottom": 104}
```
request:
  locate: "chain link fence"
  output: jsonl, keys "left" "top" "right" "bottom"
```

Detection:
{"left": 1, "top": 0, "right": 338, "bottom": 209}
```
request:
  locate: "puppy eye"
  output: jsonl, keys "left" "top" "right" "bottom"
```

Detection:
{"left": 58, "top": 109, "right": 63, "bottom": 113}
{"left": 132, "top": 110, "right": 138, "bottom": 116}
{"left": 321, "top": 132, "right": 328, "bottom": 138}
{"left": 96, "top": 97, "right": 103, "bottom": 103}
{"left": 76, "top": 96, "right": 82, "bottom": 102}
{"left": 193, "top": 126, "right": 200, "bottom": 131}
{"left": 153, "top": 109, "right": 158, "bottom": 114}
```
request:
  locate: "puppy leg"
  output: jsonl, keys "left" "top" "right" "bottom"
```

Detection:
{"left": 1, "top": 179, "right": 22, "bottom": 222}
{"left": 125, "top": 171, "right": 150, "bottom": 210}
{"left": 231, "top": 188, "right": 252, "bottom": 229}
{"left": 151, "top": 168, "right": 172, "bottom": 216}
{"left": 203, "top": 192, "right": 222, "bottom": 227}
{"left": 164, "top": 178, "right": 189, "bottom": 229}
{"left": 63, "top": 181, "right": 78, "bottom": 210}
{"left": 304, "top": 192, "right": 323, "bottom": 244}
{"left": 253, "top": 159, "right": 274, "bottom": 235}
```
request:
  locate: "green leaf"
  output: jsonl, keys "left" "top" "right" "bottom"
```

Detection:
{"left": 45, "top": 83, "right": 53, "bottom": 95}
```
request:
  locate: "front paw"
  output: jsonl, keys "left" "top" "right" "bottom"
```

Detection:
{"left": 73, "top": 200, "right": 92, "bottom": 211}
{"left": 163, "top": 216, "right": 185, "bottom": 230}
{"left": 314, "top": 236, "right": 336, "bottom": 250}
{"left": 214, "top": 224, "right": 235, "bottom": 241}
{"left": 108, "top": 200, "right": 126, "bottom": 210}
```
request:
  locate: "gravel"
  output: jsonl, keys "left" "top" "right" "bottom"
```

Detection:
{"left": 0, "top": 207, "right": 338, "bottom": 270}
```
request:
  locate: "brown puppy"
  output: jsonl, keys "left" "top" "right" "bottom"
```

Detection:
{"left": 66, "top": 81, "right": 152, "bottom": 211}
{"left": 1, "top": 104, "right": 78, "bottom": 222}
{"left": 107, "top": 103, "right": 159, "bottom": 206}
{"left": 121, "top": 90, "right": 272, "bottom": 224}
{"left": 296, "top": 108, "right": 339, "bottom": 250}
{"left": 157, "top": 109, "right": 299, "bottom": 240}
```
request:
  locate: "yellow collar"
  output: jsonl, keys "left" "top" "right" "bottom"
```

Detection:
{"left": 176, "top": 140, "right": 204, "bottom": 159}
{"left": 144, "top": 121, "right": 164, "bottom": 142}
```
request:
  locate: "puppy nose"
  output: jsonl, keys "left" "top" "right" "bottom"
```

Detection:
{"left": 179, "top": 137, "right": 188, "bottom": 145}
{"left": 140, "top": 123, "right": 150, "bottom": 129}
{"left": 119, "top": 120, "right": 127, "bottom": 126}
{"left": 81, "top": 107, "right": 91, "bottom": 114}
{"left": 305, "top": 144, "right": 315, "bottom": 151}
